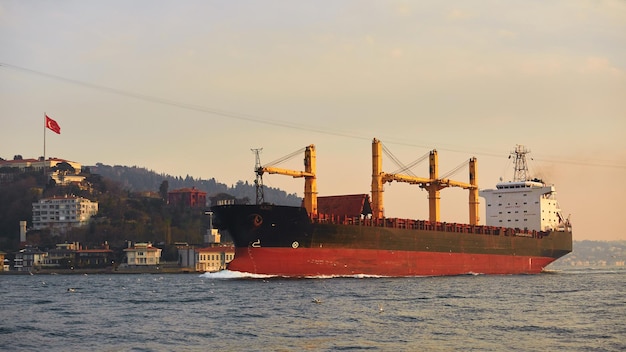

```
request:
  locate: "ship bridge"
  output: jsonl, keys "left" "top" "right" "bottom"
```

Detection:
{"left": 480, "top": 145, "right": 569, "bottom": 232}
{"left": 495, "top": 181, "right": 545, "bottom": 189}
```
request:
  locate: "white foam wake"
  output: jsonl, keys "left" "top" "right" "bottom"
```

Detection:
{"left": 199, "top": 270, "right": 393, "bottom": 279}
{"left": 199, "top": 270, "right": 276, "bottom": 279}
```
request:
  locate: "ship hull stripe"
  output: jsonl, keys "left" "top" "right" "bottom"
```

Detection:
{"left": 228, "top": 247, "right": 557, "bottom": 277}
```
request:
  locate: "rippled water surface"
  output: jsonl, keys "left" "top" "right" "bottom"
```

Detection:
{"left": 1, "top": 268, "right": 624, "bottom": 351}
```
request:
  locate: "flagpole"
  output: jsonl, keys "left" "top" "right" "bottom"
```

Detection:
{"left": 43, "top": 112, "right": 46, "bottom": 177}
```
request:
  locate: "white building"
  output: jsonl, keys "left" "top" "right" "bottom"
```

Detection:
{"left": 32, "top": 196, "right": 98, "bottom": 230}
{"left": 0, "top": 157, "right": 81, "bottom": 173}
{"left": 0, "top": 157, "right": 85, "bottom": 185}
{"left": 124, "top": 242, "right": 162, "bottom": 266}
{"left": 196, "top": 246, "right": 235, "bottom": 272}
{"left": 177, "top": 244, "right": 234, "bottom": 272}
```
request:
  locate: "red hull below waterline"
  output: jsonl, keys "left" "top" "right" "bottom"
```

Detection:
{"left": 227, "top": 247, "right": 557, "bottom": 277}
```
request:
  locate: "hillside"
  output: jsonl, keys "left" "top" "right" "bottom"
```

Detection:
{"left": 0, "top": 164, "right": 301, "bottom": 252}
{"left": 88, "top": 163, "right": 301, "bottom": 206}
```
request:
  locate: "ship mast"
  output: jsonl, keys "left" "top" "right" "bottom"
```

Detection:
{"left": 252, "top": 148, "right": 264, "bottom": 204}
{"left": 511, "top": 145, "right": 530, "bottom": 182}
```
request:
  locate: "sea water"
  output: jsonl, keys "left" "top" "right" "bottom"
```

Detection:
{"left": 1, "top": 268, "right": 624, "bottom": 351}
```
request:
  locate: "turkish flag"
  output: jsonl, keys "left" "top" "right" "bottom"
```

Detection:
{"left": 45, "top": 115, "right": 61, "bottom": 134}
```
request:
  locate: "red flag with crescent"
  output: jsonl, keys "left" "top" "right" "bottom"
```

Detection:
{"left": 45, "top": 115, "right": 61, "bottom": 134}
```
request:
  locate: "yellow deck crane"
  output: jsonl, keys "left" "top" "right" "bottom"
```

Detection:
{"left": 254, "top": 145, "right": 317, "bottom": 217}
{"left": 371, "top": 138, "right": 479, "bottom": 225}
{"left": 435, "top": 157, "right": 479, "bottom": 225}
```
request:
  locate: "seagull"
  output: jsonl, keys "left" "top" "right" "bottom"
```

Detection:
{"left": 312, "top": 298, "right": 322, "bottom": 304}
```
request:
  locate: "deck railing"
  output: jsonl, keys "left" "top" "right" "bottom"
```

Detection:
{"left": 311, "top": 213, "right": 550, "bottom": 239}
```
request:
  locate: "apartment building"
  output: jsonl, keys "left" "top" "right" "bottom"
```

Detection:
{"left": 32, "top": 196, "right": 98, "bottom": 230}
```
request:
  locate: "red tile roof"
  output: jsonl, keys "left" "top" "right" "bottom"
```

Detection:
{"left": 76, "top": 249, "right": 113, "bottom": 253}
{"left": 123, "top": 247, "right": 160, "bottom": 252}
{"left": 169, "top": 188, "right": 206, "bottom": 194}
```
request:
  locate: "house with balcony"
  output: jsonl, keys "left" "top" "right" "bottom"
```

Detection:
{"left": 123, "top": 242, "right": 162, "bottom": 266}
{"left": 42, "top": 242, "right": 79, "bottom": 269}
{"left": 76, "top": 242, "right": 115, "bottom": 268}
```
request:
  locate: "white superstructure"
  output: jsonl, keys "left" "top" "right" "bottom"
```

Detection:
{"left": 479, "top": 145, "right": 570, "bottom": 232}
{"left": 480, "top": 180, "right": 566, "bottom": 232}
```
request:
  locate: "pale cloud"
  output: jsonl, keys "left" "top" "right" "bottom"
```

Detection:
{"left": 497, "top": 30, "right": 517, "bottom": 39}
{"left": 581, "top": 56, "right": 623, "bottom": 76}
{"left": 446, "top": 9, "right": 474, "bottom": 21}
{"left": 392, "top": 1, "right": 413, "bottom": 16}
{"left": 390, "top": 48, "right": 403, "bottom": 58}
{"left": 518, "top": 55, "right": 566, "bottom": 76}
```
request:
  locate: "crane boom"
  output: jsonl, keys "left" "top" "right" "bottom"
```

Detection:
{"left": 258, "top": 166, "right": 314, "bottom": 178}
{"left": 438, "top": 178, "right": 475, "bottom": 189}
{"left": 254, "top": 144, "right": 317, "bottom": 217}
{"left": 382, "top": 173, "right": 432, "bottom": 185}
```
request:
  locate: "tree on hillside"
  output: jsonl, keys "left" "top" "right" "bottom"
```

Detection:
{"left": 159, "top": 180, "right": 168, "bottom": 201}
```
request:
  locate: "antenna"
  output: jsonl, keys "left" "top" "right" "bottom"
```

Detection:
{"left": 511, "top": 145, "right": 530, "bottom": 181}
{"left": 251, "top": 148, "right": 264, "bottom": 204}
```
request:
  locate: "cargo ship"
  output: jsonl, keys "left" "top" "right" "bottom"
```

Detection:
{"left": 212, "top": 139, "right": 572, "bottom": 277}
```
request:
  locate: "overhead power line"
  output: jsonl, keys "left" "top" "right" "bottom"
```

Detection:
{"left": 1, "top": 62, "right": 625, "bottom": 170}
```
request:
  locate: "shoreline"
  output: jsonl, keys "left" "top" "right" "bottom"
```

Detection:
{"left": 0, "top": 266, "right": 200, "bottom": 275}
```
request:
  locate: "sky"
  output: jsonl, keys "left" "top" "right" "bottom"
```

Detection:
{"left": 1, "top": 1, "right": 625, "bottom": 241}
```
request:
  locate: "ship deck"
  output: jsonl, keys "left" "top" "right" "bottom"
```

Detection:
{"left": 312, "top": 213, "right": 560, "bottom": 239}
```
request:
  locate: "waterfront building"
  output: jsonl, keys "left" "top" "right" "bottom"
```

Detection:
{"left": 14, "top": 246, "right": 46, "bottom": 272}
{"left": 195, "top": 246, "right": 235, "bottom": 272}
{"left": 76, "top": 243, "right": 114, "bottom": 268}
{"left": 42, "top": 243, "right": 78, "bottom": 268}
{"left": 124, "top": 242, "right": 162, "bottom": 266}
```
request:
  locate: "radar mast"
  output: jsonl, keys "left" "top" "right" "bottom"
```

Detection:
{"left": 511, "top": 145, "right": 530, "bottom": 182}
